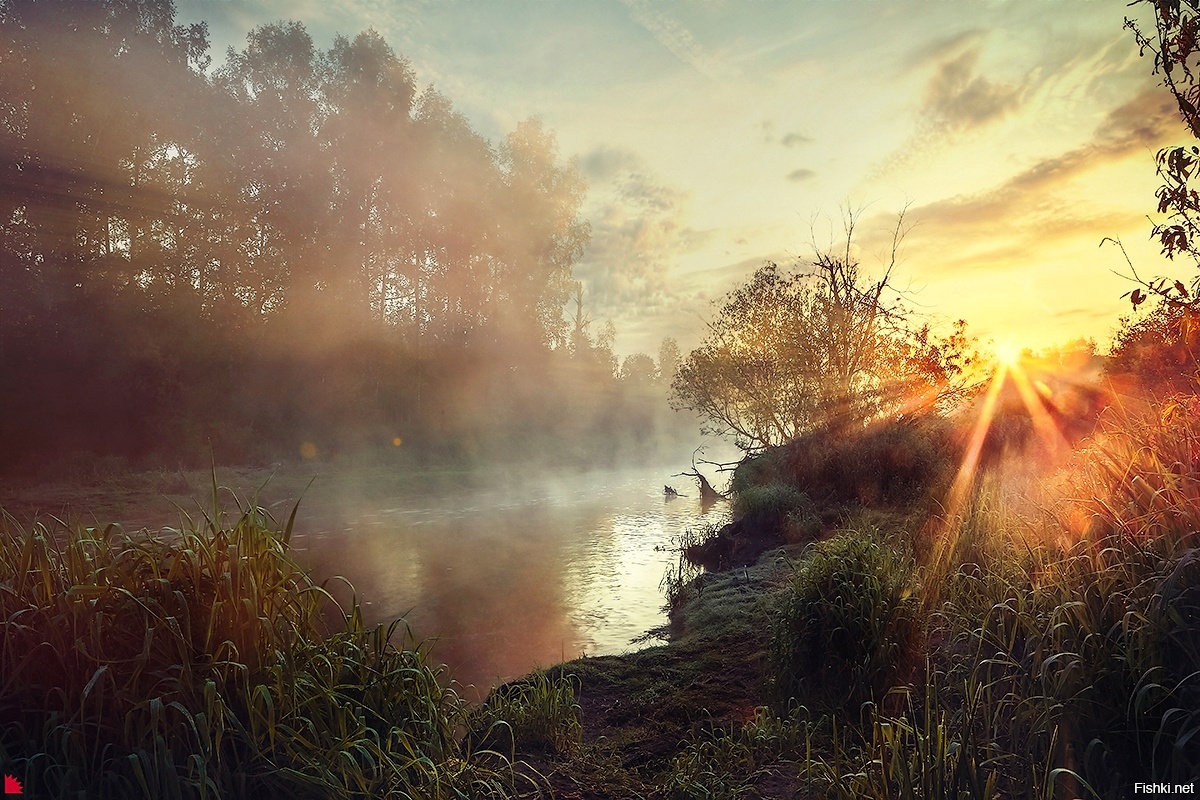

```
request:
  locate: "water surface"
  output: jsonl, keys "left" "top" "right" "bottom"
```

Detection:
{"left": 292, "top": 468, "right": 727, "bottom": 693}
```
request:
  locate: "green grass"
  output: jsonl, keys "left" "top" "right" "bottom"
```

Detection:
{"left": 768, "top": 529, "right": 919, "bottom": 715}
{"left": 732, "top": 485, "right": 821, "bottom": 543}
{"left": 474, "top": 670, "right": 583, "bottom": 756}
{"left": 0, "top": 496, "right": 526, "bottom": 799}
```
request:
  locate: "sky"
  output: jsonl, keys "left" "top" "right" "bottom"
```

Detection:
{"left": 176, "top": 0, "right": 1190, "bottom": 358}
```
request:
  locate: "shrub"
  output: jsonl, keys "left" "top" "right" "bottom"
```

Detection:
{"left": 732, "top": 415, "right": 958, "bottom": 515}
{"left": 732, "top": 484, "right": 820, "bottom": 542}
{"left": 474, "top": 670, "right": 582, "bottom": 755}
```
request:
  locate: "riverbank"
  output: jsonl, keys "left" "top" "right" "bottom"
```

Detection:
{"left": 529, "top": 541, "right": 816, "bottom": 799}
{"left": 6, "top": 398, "right": 1200, "bottom": 798}
{"left": 0, "top": 462, "right": 732, "bottom": 700}
{"left": 492, "top": 407, "right": 1200, "bottom": 798}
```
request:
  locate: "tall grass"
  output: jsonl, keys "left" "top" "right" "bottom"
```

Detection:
{"left": 662, "top": 706, "right": 819, "bottom": 800}
{"left": 0, "top": 499, "right": 524, "bottom": 799}
{"left": 732, "top": 485, "right": 820, "bottom": 543}
{"left": 660, "top": 524, "right": 711, "bottom": 619}
{"left": 473, "top": 670, "right": 582, "bottom": 756}
{"left": 748, "top": 396, "right": 1200, "bottom": 796}
{"left": 768, "top": 530, "right": 918, "bottom": 714}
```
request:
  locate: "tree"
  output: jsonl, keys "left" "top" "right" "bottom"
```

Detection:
{"left": 657, "top": 337, "right": 681, "bottom": 386}
{"left": 671, "top": 213, "right": 973, "bottom": 450}
{"left": 1107, "top": 300, "right": 1200, "bottom": 394}
{"left": 1124, "top": 0, "right": 1200, "bottom": 308}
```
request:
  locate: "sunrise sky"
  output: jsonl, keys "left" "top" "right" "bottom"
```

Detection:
{"left": 176, "top": 0, "right": 1189, "bottom": 358}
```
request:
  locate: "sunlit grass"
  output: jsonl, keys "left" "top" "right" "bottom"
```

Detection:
{"left": 737, "top": 380, "right": 1200, "bottom": 796}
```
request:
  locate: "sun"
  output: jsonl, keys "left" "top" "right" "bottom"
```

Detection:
{"left": 995, "top": 340, "right": 1021, "bottom": 368}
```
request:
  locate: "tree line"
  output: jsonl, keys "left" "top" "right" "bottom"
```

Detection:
{"left": 0, "top": 0, "right": 691, "bottom": 473}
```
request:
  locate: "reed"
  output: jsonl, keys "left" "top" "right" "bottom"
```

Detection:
{"left": 0, "top": 499, "right": 523, "bottom": 799}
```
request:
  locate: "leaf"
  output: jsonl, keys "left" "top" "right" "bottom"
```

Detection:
{"left": 82, "top": 665, "right": 108, "bottom": 701}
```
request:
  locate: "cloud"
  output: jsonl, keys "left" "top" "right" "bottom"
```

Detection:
{"left": 575, "top": 152, "right": 705, "bottom": 313}
{"left": 901, "top": 29, "right": 988, "bottom": 73}
{"left": 786, "top": 168, "right": 816, "bottom": 183}
{"left": 759, "top": 120, "right": 811, "bottom": 147}
{"left": 913, "top": 89, "right": 1180, "bottom": 235}
{"left": 863, "top": 89, "right": 1183, "bottom": 277}
{"left": 580, "top": 145, "right": 642, "bottom": 182}
{"left": 619, "top": 0, "right": 732, "bottom": 80}
{"left": 781, "top": 132, "right": 812, "bottom": 148}
{"left": 921, "top": 46, "right": 1025, "bottom": 133}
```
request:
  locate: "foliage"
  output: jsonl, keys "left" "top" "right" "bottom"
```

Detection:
{"left": 732, "top": 414, "right": 959, "bottom": 514}
{"left": 660, "top": 525, "right": 711, "bottom": 619}
{"left": 0, "top": 2, "right": 696, "bottom": 473}
{"left": 0, "top": 502, "right": 525, "bottom": 799}
{"left": 662, "top": 706, "right": 817, "bottom": 800}
{"left": 731, "top": 485, "right": 820, "bottom": 543}
{"left": 1123, "top": 0, "right": 1200, "bottom": 307}
{"left": 768, "top": 530, "right": 918, "bottom": 714}
{"left": 1107, "top": 299, "right": 1200, "bottom": 394}
{"left": 671, "top": 212, "right": 975, "bottom": 450}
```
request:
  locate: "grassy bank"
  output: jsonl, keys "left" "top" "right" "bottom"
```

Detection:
{"left": 517, "top": 401, "right": 1200, "bottom": 798}
{"left": 5, "top": 395, "right": 1200, "bottom": 798}
{"left": 0, "top": 492, "right": 559, "bottom": 799}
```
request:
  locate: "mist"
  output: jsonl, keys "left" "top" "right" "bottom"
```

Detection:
{"left": 0, "top": 5, "right": 700, "bottom": 478}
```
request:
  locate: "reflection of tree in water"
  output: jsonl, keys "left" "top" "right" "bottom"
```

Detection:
{"left": 294, "top": 474, "right": 720, "bottom": 695}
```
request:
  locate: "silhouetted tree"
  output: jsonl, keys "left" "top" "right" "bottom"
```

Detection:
{"left": 1124, "top": 0, "right": 1200, "bottom": 309}
{"left": 0, "top": 4, "right": 608, "bottom": 471}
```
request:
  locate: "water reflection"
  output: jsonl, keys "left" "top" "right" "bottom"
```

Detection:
{"left": 294, "top": 470, "right": 726, "bottom": 695}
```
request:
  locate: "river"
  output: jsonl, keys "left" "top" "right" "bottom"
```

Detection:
{"left": 290, "top": 467, "right": 729, "bottom": 695}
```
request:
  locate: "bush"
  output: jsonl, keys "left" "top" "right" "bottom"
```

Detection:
{"left": 474, "top": 670, "right": 582, "bottom": 755}
{"left": 732, "top": 415, "right": 958, "bottom": 515}
{"left": 732, "top": 484, "right": 820, "bottom": 542}
{"left": 768, "top": 531, "right": 917, "bottom": 713}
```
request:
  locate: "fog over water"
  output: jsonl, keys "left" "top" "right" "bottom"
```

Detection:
{"left": 290, "top": 466, "right": 731, "bottom": 694}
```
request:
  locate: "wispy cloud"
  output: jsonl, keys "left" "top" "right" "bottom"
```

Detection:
{"left": 576, "top": 146, "right": 706, "bottom": 313}
{"left": 786, "top": 168, "right": 816, "bottom": 183}
{"left": 913, "top": 89, "right": 1179, "bottom": 235}
{"left": 863, "top": 88, "right": 1184, "bottom": 277}
{"left": 580, "top": 145, "right": 642, "bottom": 182}
{"left": 900, "top": 29, "right": 988, "bottom": 73}
{"left": 619, "top": 0, "right": 732, "bottom": 80}
{"left": 921, "top": 45, "right": 1027, "bottom": 134}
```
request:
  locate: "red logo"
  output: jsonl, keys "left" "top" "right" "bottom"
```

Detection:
{"left": 3, "top": 774, "right": 22, "bottom": 795}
